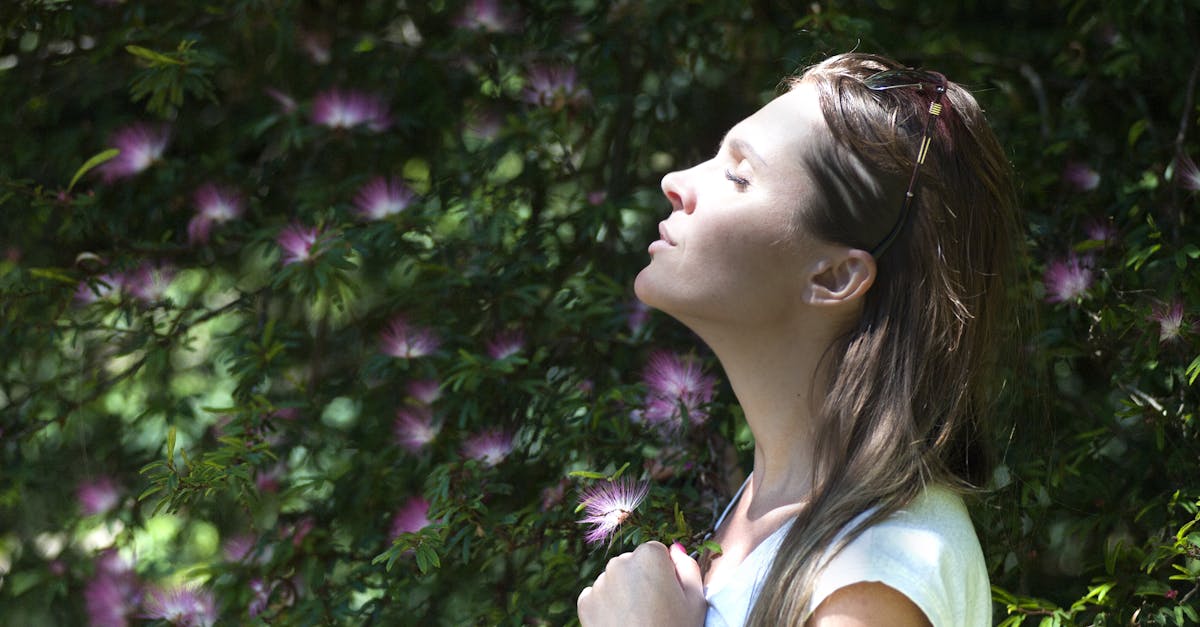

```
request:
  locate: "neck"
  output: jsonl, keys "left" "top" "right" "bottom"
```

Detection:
{"left": 685, "top": 313, "right": 840, "bottom": 516}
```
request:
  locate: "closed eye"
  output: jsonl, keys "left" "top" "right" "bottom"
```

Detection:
{"left": 725, "top": 169, "right": 750, "bottom": 189}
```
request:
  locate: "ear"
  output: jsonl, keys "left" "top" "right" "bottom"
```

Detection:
{"left": 803, "top": 248, "right": 876, "bottom": 306}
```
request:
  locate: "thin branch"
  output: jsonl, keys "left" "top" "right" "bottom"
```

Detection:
{"left": 1174, "top": 54, "right": 1200, "bottom": 155}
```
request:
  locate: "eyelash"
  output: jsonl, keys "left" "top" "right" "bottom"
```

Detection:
{"left": 724, "top": 169, "right": 750, "bottom": 189}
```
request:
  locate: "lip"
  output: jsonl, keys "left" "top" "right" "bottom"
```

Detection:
{"left": 657, "top": 222, "right": 676, "bottom": 246}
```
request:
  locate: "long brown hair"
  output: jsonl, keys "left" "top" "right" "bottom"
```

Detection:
{"left": 745, "top": 53, "right": 1020, "bottom": 623}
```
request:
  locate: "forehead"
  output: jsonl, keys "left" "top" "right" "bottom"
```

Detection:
{"left": 726, "top": 82, "right": 827, "bottom": 162}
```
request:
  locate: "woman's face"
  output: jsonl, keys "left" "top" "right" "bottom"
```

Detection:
{"left": 634, "top": 82, "right": 835, "bottom": 326}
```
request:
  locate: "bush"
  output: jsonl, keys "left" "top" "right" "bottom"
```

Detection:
{"left": 1, "top": 1, "right": 1197, "bottom": 625}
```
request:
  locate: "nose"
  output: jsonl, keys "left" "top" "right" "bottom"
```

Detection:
{"left": 660, "top": 169, "right": 696, "bottom": 214}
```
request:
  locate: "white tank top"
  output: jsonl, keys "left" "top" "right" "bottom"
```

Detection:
{"left": 702, "top": 478, "right": 991, "bottom": 626}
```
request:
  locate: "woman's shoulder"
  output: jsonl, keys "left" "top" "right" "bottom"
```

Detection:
{"left": 811, "top": 484, "right": 991, "bottom": 627}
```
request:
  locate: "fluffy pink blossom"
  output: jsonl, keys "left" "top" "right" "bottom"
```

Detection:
{"left": 353, "top": 176, "right": 414, "bottom": 220}
{"left": 635, "top": 351, "right": 716, "bottom": 428}
{"left": 461, "top": 428, "right": 513, "bottom": 467}
{"left": 454, "top": 0, "right": 518, "bottom": 32}
{"left": 390, "top": 496, "right": 433, "bottom": 540}
{"left": 276, "top": 223, "right": 320, "bottom": 266}
{"left": 577, "top": 478, "right": 650, "bottom": 545}
{"left": 126, "top": 263, "right": 174, "bottom": 302}
{"left": 264, "top": 87, "right": 297, "bottom": 114}
{"left": 96, "top": 123, "right": 170, "bottom": 182}
{"left": 406, "top": 379, "right": 442, "bottom": 405}
{"left": 188, "top": 184, "right": 243, "bottom": 244}
{"left": 485, "top": 328, "right": 525, "bottom": 360}
{"left": 1043, "top": 254, "right": 1094, "bottom": 304}
{"left": 141, "top": 584, "right": 217, "bottom": 627}
{"left": 1175, "top": 154, "right": 1200, "bottom": 192}
{"left": 1082, "top": 218, "right": 1116, "bottom": 246}
{"left": 85, "top": 551, "right": 140, "bottom": 627}
{"left": 626, "top": 299, "right": 651, "bottom": 335}
{"left": 393, "top": 405, "right": 440, "bottom": 452}
{"left": 379, "top": 316, "right": 441, "bottom": 359}
{"left": 74, "top": 273, "right": 125, "bottom": 304}
{"left": 1062, "top": 161, "right": 1100, "bottom": 192}
{"left": 311, "top": 88, "right": 390, "bottom": 132}
{"left": 247, "top": 578, "right": 274, "bottom": 617}
{"left": 523, "top": 64, "right": 589, "bottom": 110}
{"left": 1149, "top": 301, "right": 1193, "bottom": 344}
{"left": 77, "top": 476, "right": 121, "bottom": 516}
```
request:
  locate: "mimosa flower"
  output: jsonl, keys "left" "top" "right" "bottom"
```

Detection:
{"left": 406, "top": 379, "right": 442, "bottom": 405}
{"left": 97, "top": 123, "right": 170, "bottom": 182}
{"left": 85, "top": 556, "right": 140, "bottom": 627}
{"left": 77, "top": 476, "right": 121, "bottom": 516}
{"left": 1043, "top": 254, "right": 1094, "bottom": 304}
{"left": 276, "top": 223, "right": 320, "bottom": 266}
{"left": 1175, "top": 154, "right": 1200, "bottom": 191}
{"left": 1062, "top": 161, "right": 1100, "bottom": 192}
{"left": 126, "top": 263, "right": 174, "bottom": 302}
{"left": 141, "top": 584, "right": 217, "bottom": 627}
{"left": 638, "top": 351, "right": 716, "bottom": 427}
{"left": 311, "top": 89, "right": 390, "bottom": 132}
{"left": 577, "top": 478, "right": 650, "bottom": 545}
{"left": 353, "top": 176, "right": 414, "bottom": 220}
{"left": 1082, "top": 218, "right": 1116, "bottom": 246}
{"left": 380, "top": 316, "right": 441, "bottom": 359}
{"left": 461, "top": 428, "right": 513, "bottom": 467}
{"left": 454, "top": 0, "right": 518, "bottom": 32}
{"left": 74, "top": 273, "right": 125, "bottom": 304}
{"left": 485, "top": 329, "right": 525, "bottom": 360}
{"left": 188, "top": 184, "right": 243, "bottom": 244}
{"left": 390, "top": 496, "right": 433, "bottom": 540}
{"left": 393, "top": 405, "right": 440, "bottom": 452}
{"left": 523, "top": 64, "right": 589, "bottom": 110}
{"left": 1149, "top": 301, "right": 1193, "bottom": 344}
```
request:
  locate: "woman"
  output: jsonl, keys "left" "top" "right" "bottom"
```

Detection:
{"left": 577, "top": 53, "right": 1018, "bottom": 626}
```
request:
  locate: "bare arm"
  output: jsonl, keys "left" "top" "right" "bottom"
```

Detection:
{"left": 807, "top": 582, "right": 932, "bottom": 627}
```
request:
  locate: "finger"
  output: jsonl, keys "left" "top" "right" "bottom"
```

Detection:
{"left": 669, "top": 542, "right": 704, "bottom": 599}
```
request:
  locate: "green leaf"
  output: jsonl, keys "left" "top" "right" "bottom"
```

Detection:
{"left": 1186, "top": 354, "right": 1200, "bottom": 385}
{"left": 567, "top": 470, "right": 608, "bottom": 480}
{"left": 125, "top": 44, "right": 183, "bottom": 65}
{"left": 67, "top": 149, "right": 120, "bottom": 191}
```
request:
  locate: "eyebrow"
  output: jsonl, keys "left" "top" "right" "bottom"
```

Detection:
{"left": 719, "top": 134, "right": 768, "bottom": 168}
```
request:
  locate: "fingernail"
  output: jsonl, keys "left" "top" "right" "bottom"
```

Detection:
{"left": 671, "top": 542, "right": 686, "bottom": 553}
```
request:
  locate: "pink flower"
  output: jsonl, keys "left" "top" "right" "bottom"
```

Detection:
{"left": 390, "top": 496, "right": 433, "bottom": 540}
{"left": 636, "top": 351, "right": 716, "bottom": 428}
{"left": 587, "top": 190, "right": 607, "bottom": 206}
{"left": 141, "top": 584, "right": 217, "bottom": 627}
{"left": 393, "top": 405, "right": 440, "bottom": 452}
{"left": 1082, "top": 218, "right": 1116, "bottom": 246}
{"left": 406, "top": 379, "right": 442, "bottom": 405}
{"left": 1062, "top": 161, "right": 1100, "bottom": 192}
{"left": 77, "top": 476, "right": 121, "bottom": 516}
{"left": 541, "top": 479, "right": 567, "bottom": 511}
{"left": 74, "top": 273, "right": 125, "bottom": 304}
{"left": 353, "top": 176, "right": 414, "bottom": 220}
{"left": 188, "top": 184, "right": 243, "bottom": 244}
{"left": 1043, "top": 254, "right": 1094, "bottom": 304}
{"left": 577, "top": 478, "right": 650, "bottom": 545}
{"left": 485, "top": 328, "right": 525, "bottom": 360}
{"left": 1149, "top": 301, "right": 1192, "bottom": 344}
{"left": 523, "top": 64, "right": 589, "bottom": 110}
{"left": 264, "top": 87, "right": 297, "bottom": 114}
{"left": 626, "top": 299, "right": 651, "bottom": 335}
{"left": 85, "top": 551, "right": 139, "bottom": 627}
{"left": 255, "top": 463, "right": 285, "bottom": 493}
{"left": 97, "top": 123, "right": 170, "bottom": 182}
{"left": 126, "top": 263, "right": 174, "bottom": 302}
{"left": 276, "top": 223, "right": 320, "bottom": 265}
{"left": 248, "top": 579, "right": 274, "bottom": 617}
{"left": 463, "top": 108, "right": 503, "bottom": 142}
{"left": 454, "top": 0, "right": 518, "bottom": 32}
{"left": 311, "top": 89, "right": 390, "bottom": 132}
{"left": 299, "top": 31, "right": 331, "bottom": 65}
{"left": 1175, "top": 154, "right": 1200, "bottom": 192}
{"left": 461, "top": 428, "right": 513, "bottom": 467}
{"left": 222, "top": 535, "right": 255, "bottom": 562}
{"left": 379, "top": 316, "right": 440, "bottom": 359}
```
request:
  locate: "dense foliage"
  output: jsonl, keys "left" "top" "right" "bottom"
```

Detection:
{"left": 1, "top": 1, "right": 1198, "bottom": 625}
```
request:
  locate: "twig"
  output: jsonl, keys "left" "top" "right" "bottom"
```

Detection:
{"left": 1174, "top": 55, "right": 1200, "bottom": 155}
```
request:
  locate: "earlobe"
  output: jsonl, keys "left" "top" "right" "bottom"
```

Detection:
{"left": 805, "top": 249, "right": 876, "bottom": 305}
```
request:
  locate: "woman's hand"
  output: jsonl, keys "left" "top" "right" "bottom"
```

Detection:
{"left": 577, "top": 541, "right": 707, "bottom": 627}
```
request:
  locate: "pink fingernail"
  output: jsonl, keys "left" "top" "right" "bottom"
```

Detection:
{"left": 671, "top": 542, "right": 686, "bottom": 553}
